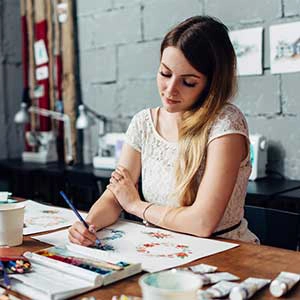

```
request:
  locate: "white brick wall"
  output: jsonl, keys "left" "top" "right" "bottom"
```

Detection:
{"left": 76, "top": 0, "right": 300, "bottom": 178}
{"left": 92, "top": 7, "right": 142, "bottom": 47}
{"left": 77, "top": 0, "right": 113, "bottom": 16}
{"left": 284, "top": 0, "right": 300, "bottom": 17}
{"left": 80, "top": 47, "right": 117, "bottom": 83}
{"left": 205, "top": 0, "right": 282, "bottom": 24}
{"left": 118, "top": 40, "right": 160, "bottom": 80}
{"left": 143, "top": 0, "right": 203, "bottom": 40}
{"left": 235, "top": 72, "right": 280, "bottom": 115}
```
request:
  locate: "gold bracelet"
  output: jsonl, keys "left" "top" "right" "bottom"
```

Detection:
{"left": 142, "top": 203, "right": 155, "bottom": 226}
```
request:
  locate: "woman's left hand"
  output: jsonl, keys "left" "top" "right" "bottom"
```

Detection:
{"left": 106, "top": 166, "right": 141, "bottom": 214}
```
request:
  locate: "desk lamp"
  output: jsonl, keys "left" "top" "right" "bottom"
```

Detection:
{"left": 14, "top": 102, "right": 73, "bottom": 163}
{"left": 76, "top": 104, "right": 106, "bottom": 132}
{"left": 76, "top": 104, "right": 107, "bottom": 165}
{"left": 75, "top": 104, "right": 125, "bottom": 169}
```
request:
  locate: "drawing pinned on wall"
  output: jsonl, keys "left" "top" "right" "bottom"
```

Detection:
{"left": 229, "top": 27, "right": 263, "bottom": 76}
{"left": 270, "top": 21, "right": 300, "bottom": 74}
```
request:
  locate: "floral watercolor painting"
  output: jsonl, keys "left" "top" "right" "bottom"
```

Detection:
{"left": 23, "top": 200, "right": 87, "bottom": 235}
{"left": 136, "top": 242, "right": 192, "bottom": 258}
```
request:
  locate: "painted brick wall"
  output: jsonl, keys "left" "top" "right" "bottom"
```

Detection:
{"left": 0, "top": 0, "right": 23, "bottom": 159}
{"left": 77, "top": 0, "right": 300, "bottom": 178}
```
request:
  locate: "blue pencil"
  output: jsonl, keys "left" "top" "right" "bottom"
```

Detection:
{"left": 59, "top": 191, "right": 101, "bottom": 247}
{"left": 0, "top": 260, "right": 11, "bottom": 288}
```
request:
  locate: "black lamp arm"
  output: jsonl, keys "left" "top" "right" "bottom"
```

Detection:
{"left": 84, "top": 104, "right": 107, "bottom": 122}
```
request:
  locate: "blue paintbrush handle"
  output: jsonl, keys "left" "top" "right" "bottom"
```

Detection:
{"left": 59, "top": 191, "right": 101, "bottom": 246}
{"left": 0, "top": 260, "right": 11, "bottom": 288}
{"left": 59, "top": 191, "right": 89, "bottom": 229}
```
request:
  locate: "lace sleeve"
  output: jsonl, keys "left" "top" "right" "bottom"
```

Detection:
{"left": 124, "top": 110, "right": 146, "bottom": 152}
{"left": 208, "top": 104, "right": 249, "bottom": 144}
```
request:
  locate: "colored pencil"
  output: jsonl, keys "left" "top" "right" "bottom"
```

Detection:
{"left": 59, "top": 191, "right": 101, "bottom": 247}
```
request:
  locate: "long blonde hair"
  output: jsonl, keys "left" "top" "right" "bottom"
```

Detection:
{"left": 160, "top": 16, "right": 237, "bottom": 206}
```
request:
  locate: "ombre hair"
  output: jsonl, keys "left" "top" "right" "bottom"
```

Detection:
{"left": 160, "top": 16, "right": 237, "bottom": 206}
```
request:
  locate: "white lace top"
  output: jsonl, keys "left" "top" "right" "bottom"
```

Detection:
{"left": 125, "top": 103, "right": 259, "bottom": 243}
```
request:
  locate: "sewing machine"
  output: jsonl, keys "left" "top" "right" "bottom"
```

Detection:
{"left": 22, "top": 131, "right": 58, "bottom": 163}
{"left": 14, "top": 105, "right": 73, "bottom": 164}
{"left": 249, "top": 134, "right": 268, "bottom": 180}
{"left": 93, "top": 133, "right": 126, "bottom": 169}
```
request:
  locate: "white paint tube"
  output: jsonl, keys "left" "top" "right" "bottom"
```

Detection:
{"left": 229, "top": 277, "right": 271, "bottom": 300}
{"left": 269, "top": 271, "right": 300, "bottom": 297}
{"left": 198, "top": 272, "right": 239, "bottom": 288}
{"left": 189, "top": 263, "right": 218, "bottom": 274}
{"left": 197, "top": 280, "right": 239, "bottom": 299}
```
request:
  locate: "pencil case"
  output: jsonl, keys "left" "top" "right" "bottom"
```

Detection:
{"left": 0, "top": 256, "right": 31, "bottom": 274}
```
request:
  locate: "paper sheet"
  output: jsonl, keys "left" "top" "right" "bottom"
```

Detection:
{"left": 24, "top": 200, "right": 87, "bottom": 235}
{"left": 33, "top": 220, "right": 238, "bottom": 272}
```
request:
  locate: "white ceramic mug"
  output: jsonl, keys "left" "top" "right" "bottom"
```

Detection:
{"left": 0, "top": 202, "right": 25, "bottom": 246}
{"left": 139, "top": 269, "right": 201, "bottom": 300}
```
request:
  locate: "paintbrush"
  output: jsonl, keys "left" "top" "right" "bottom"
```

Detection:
{"left": 0, "top": 261, "right": 11, "bottom": 289}
{"left": 59, "top": 191, "right": 101, "bottom": 247}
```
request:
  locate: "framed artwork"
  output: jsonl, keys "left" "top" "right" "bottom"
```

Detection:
{"left": 229, "top": 27, "right": 263, "bottom": 76}
{"left": 270, "top": 21, "right": 300, "bottom": 74}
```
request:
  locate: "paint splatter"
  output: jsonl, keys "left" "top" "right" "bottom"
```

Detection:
{"left": 41, "top": 209, "right": 59, "bottom": 214}
{"left": 101, "top": 229, "right": 125, "bottom": 241}
{"left": 93, "top": 243, "right": 115, "bottom": 251}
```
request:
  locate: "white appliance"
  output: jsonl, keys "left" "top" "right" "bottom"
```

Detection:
{"left": 93, "top": 133, "right": 126, "bottom": 169}
{"left": 22, "top": 131, "right": 58, "bottom": 163}
{"left": 14, "top": 105, "right": 73, "bottom": 164}
{"left": 249, "top": 134, "right": 268, "bottom": 180}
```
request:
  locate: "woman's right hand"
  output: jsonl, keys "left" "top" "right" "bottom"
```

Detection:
{"left": 68, "top": 221, "right": 98, "bottom": 247}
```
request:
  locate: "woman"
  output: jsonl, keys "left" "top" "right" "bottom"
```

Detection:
{"left": 69, "top": 15, "right": 258, "bottom": 246}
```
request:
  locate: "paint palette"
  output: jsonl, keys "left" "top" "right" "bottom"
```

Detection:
{"left": 36, "top": 247, "right": 130, "bottom": 275}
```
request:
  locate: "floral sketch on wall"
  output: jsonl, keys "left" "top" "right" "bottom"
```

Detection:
{"left": 229, "top": 27, "right": 263, "bottom": 76}
{"left": 270, "top": 21, "right": 300, "bottom": 74}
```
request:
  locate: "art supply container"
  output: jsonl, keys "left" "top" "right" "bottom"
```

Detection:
{"left": 139, "top": 269, "right": 201, "bottom": 300}
{"left": 0, "top": 202, "right": 25, "bottom": 246}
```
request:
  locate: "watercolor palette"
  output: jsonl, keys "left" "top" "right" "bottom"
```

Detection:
{"left": 36, "top": 246, "right": 133, "bottom": 277}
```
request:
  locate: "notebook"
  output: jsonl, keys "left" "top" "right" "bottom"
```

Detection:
{"left": 8, "top": 246, "right": 142, "bottom": 300}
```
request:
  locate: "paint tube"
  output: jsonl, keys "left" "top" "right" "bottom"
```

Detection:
{"left": 198, "top": 272, "right": 239, "bottom": 288}
{"left": 197, "top": 280, "right": 239, "bottom": 299}
{"left": 189, "top": 263, "right": 218, "bottom": 274}
{"left": 269, "top": 271, "right": 300, "bottom": 297}
{"left": 229, "top": 277, "right": 271, "bottom": 300}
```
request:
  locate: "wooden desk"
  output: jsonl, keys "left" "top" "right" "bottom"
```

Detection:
{"left": 1, "top": 235, "right": 300, "bottom": 300}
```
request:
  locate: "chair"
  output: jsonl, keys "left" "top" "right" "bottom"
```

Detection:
{"left": 244, "top": 205, "right": 300, "bottom": 250}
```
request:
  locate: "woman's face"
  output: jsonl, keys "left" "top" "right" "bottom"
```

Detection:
{"left": 157, "top": 46, "right": 208, "bottom": 113}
